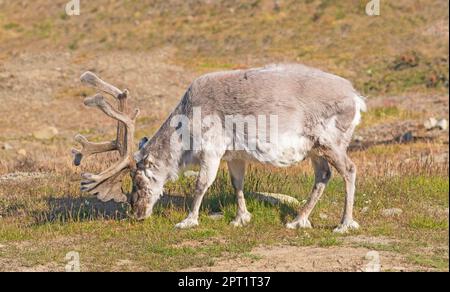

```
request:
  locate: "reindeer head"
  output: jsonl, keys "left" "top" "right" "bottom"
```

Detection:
{"left": 72, "top": 71, "right": 156, "bottom": 218}
{"left": 129, "top": 142, "right": 165, "bottom": 220}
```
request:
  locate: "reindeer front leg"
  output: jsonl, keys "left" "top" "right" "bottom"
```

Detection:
{"left": 175, "top": 153, "right": 221, "bottom": 229}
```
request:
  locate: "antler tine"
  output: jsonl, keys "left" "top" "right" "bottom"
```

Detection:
{"left": 83, "top": 94, "right": 133, "bottom": 124}
{"left": 73, "top": 71, "right": 140, "bottom": 203}
{"left": 80, "top": 71, "right": 124, "bottom": 99}
{"left": 71, "top": 134, "right": 117, "bottom": 166}
{"left": 79, "top": 93, "right": 139, "bottom": 202}
{"left": 82, "top": 170, "right": 128, "bottom": 203}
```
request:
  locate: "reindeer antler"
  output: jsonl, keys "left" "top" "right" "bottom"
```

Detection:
{"left": 72, "top": 72, "right": 140, "bottom": 203}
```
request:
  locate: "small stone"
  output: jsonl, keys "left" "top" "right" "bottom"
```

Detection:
{"left": 381, "top": 208, "right": 403, "bottom": 217}
{"left": 395, "top": 131, "right": 414, "bottom": 143}
{"left": 184, "top": 170, "right": 199, "bottom": 178}
{"left": 437, "top": 119, "right": 448, "bottom": 130}
{"left": 33, "top": 126, "right": 58, "bottom": 140}
{"left": 1, "top": 143, "right": 13, "bottom": 150}
{"left": 17, "top": 149, "right": 27, "bottom": 156}
{"left": 424, "top": 117, "right": 438, "bottom": 130}
{"left": 353, "top": 135, "right": 364, "bottom": 143}
{"left": 253, "top": 192, "right": 302, "bottom": 207}
{"left": 209, "top": 212, "right": 224, "bottom": 220}
{"left": 361, "top": 207, "right": 370, "bottom": 214}
{"left": 319, "top": 213, "right": 328, "bottom": 220}
{"left": 424, "top": 118, "right": 448, "bottom": 131}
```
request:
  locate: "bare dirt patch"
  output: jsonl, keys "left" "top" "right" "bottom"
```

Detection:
{"left": 0, "top": 255, "right": 61, "bottom": 272}
{"left": 344, "top": 235, "right": 400, "bottom": 246}
{"left": 186, "top": 244, "right": 427, "bottom": 272}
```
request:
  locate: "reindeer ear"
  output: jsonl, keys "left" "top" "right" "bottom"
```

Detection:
{"left": 138, "top": 137, "right": 149, "bottom": 150}
{"left": 134, "top": 137, "right": 149, "bottom": 164}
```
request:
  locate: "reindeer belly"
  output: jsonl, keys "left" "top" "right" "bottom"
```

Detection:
{"left": 222, "top": 133, "right": 313, "bottom": 167}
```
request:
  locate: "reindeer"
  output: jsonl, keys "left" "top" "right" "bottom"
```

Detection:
{"left": 73, "top": 64, "right": 366, "bottom": 233}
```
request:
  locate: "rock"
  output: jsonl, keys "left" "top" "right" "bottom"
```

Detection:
{"left": 353, "top": 135, "right": 364, "bottom": 143}
{"left": 361, "top": 207, "right": 370, "bottom": 214}
{"left": 33, "top": 126, "right": 58, "bottom": 140}
{"left": 209, "top": 212, "right": 224, "bottom": 220}
{"left": 183, "top": 170, "right": 199, "bottom": 178}
{"left": 424, "top": 117, "right": 438, "bottom": 130}
{"left": 1, "top": 143, "right": 13, "bottom": 150}
{"left": 381, "top": 208, "right": 403, "bottom": 217}
{"left": 319, "top": 213, "right": 328, "bottom": 220}
{"left": 395, "top": 131, "right": 414, "bottom": 143}
{"left": 424, "top": 118, "right": 448, "bottom": 131}
{"left": 437, "top": 119, "right": 448, "bottom": 130}
{"left": 252, "top": 192, "right": 301, "bottom": 207}
{"left": 17, "top": 149, "right": 27, "bottom": 156}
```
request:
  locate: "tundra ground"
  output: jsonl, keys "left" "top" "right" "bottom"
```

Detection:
{"left": 0, "top": 0, "right": 448, "bottom": 272}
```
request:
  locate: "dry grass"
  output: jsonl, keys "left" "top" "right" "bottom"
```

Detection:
{"left": 0, "top": 141, "right": 448, "bottom": 271}
{"left": 0, "top": 0, "right": 448, "bottom": 271}
{"left": 0, "top": 0, "right": 448, "bottom": 96}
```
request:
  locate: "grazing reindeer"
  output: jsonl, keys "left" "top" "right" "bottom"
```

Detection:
{"left": 73, "top": 64, "right": 366, "bottom": 233}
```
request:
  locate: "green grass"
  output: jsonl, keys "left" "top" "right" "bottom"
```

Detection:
{"left": 409, "top": 216, "right": 448, "bottom": 230}
{"left": 0, "top": 155, "right": 448, "bottom": 271}
{"left": 0, "top": 0, "right": 448, "bottom": 272}
{"left": 3, "top": 23, "right": 20, "bottom": 30}
{"left": 360, "top": 106, "right": 422, "bottom": 128}
{"left": 407, "top": 254, "right": 449, "bottom": 270}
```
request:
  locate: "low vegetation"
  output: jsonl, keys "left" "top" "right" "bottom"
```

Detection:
{"left": 0, "top": 142, "right": 448, "bottom": 271}
{"left": 0, "top": 0, "right": 448, "bottom": 271}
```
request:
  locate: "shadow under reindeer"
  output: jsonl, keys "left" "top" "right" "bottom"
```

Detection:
{"left": 33, "top": 194, "right": 188, "bottom": 224}
{"left": 33, "top": 191, "right": 299, "bottom": 226}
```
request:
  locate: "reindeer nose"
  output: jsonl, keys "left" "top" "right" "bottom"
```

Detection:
{"left": 133, "top": 209, "right": 152, "bottom": 221}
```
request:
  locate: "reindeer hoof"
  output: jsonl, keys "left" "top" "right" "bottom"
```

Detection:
{"left": 230, "top": 212, "right": 252, "bottom": 227}
{"left": 175, "top": 218, "right": 199, "bottom": 229}
{"left": 333, "top": 220, "right": 360, "bottom": 234}
{"left": 286, "top": 218, "right": 312, "bottom": 229}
